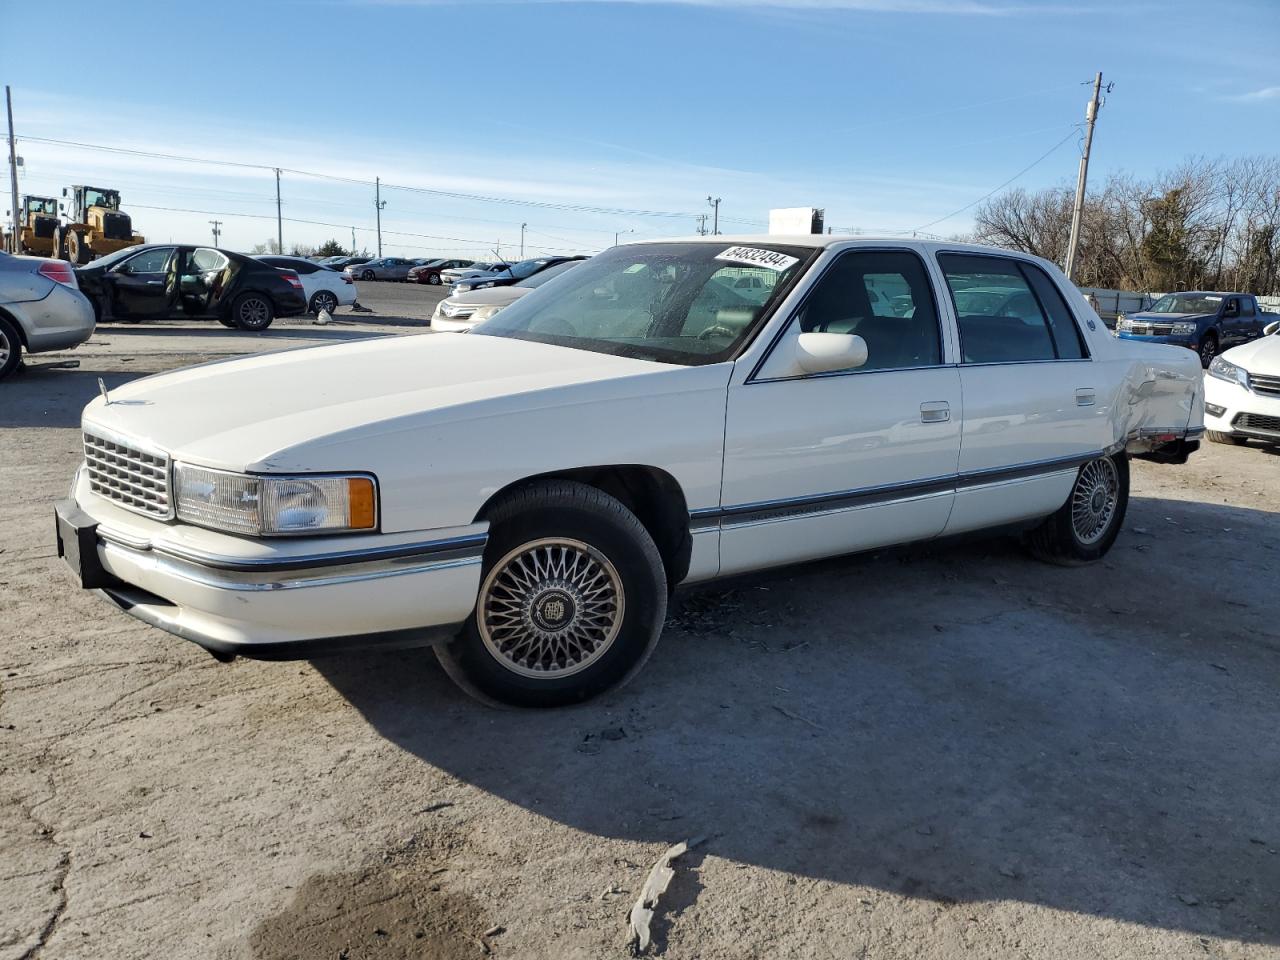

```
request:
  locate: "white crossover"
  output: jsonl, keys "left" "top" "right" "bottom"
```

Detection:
{"left": 55, "top": 236, "right": 1204, "bottom": 706}
{"left": 1203, "top": 319, "right": 1280, "bottom": 446}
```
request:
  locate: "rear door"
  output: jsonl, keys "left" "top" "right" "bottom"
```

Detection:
{"left": 108, "top": 246, "right": 177, "bottom": 319}
{"left": 935, "top": 252, "right": 1108, "bottom": 535}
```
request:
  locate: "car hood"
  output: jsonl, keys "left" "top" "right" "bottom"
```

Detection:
{"left": 81, "top": 332, "right": 680, "bottom": 472}
{"left": 1222, "top": 333, "right": 1280, "bottom": 373}
{"left": 1127, "top": 311, "right": 1212, "bottom": 323}
{"left": 444, "top": 286, "right": 531, "bottom": 308}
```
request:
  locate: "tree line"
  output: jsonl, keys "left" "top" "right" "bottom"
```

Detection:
{"left": 968, "top": 155, "right": 1280, "bottom": 295}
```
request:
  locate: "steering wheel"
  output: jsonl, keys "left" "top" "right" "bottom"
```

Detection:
{"left": 697, "top": 323, "right": 737, "bottom": 341}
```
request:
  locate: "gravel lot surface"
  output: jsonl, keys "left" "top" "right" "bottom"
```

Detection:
{"left": 3, "top": 289, "right": 1278, "bottom": 959}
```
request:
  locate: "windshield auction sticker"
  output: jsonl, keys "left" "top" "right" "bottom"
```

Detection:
{"left": 715, "top": 246, "right": 800, "bottom": 272}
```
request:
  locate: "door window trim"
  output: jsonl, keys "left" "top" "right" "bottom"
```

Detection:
{"left": 935, "top": 249, "right": 1093, "bottom": 365}
{"left": 747, "top": 246, "right": 946, "bottom": 384}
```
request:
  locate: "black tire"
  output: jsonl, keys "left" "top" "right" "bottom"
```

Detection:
{"left": 427, "top": 273, "right": 441, "bottom": 285}
{"left": 216, "top": 315, "right": 237, "bottom": 328}
{"left": 435, "top": 480, "right": 667, "bottom": 708}
{"left": 310, "top": 290, "right": 339, "bottom": 315}
{"left": 232, "top": 292, "right": 274, "bottom": 331}
{"left": 1198, "top": 332, "right": 1218, "bottom": 368}
{"left": 1025, "top": 454, "right": 1129, "bottom": 566}
{"left": 1206, "top": 430, "right": 1247, "bottom": 445}
{"left": 360, "top": 269, "right": 375, "bottom": 281}
{"left": 0, "top": 314, "right": 23, "bottom": 381}
{"left": 67, "top": 231, "right": 91, "bottom": 266}
{"left": 52, "top": 227, "right": 68, "bottom": 262}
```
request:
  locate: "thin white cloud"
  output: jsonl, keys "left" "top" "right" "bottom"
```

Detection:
{"left": 1227, "top": 86, "right": 1280, "bottom": 102}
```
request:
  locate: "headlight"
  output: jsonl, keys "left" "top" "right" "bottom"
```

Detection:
{"left": 1207, "top": 355, "right": 1249, "bottom": 390}
{"left": 174, "top": 464, "right": 377, "bottom": 536}
{"left": 469, "top": 303, "right": 505, "bottom": 323}
{"left": 1169, "top": 321, "right": 1197, "bottom": 335}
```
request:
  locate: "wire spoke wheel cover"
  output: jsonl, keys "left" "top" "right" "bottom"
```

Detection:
{"left": 1071, "top": 457, "right": 1120, "bottom": 545}
{"left": 479, "top": 537, "right": 625, "bottom": 679}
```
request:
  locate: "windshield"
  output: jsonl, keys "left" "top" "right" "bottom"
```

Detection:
{"left": 472, "top": 242, "right": 816, "bottom": 365}
{"left": 507, "top": 258, "right": 555, "bottom": 280}
{"left": 26, "top": 198, "right": 57, "bottom": 216}
{"left": 515, "top": 259, "right": 583, "bottom": 289}
{"left": 1148, "top": 293, "right": 1222, "bottom": 314}
{"left": 83, "top": 188, "right": 120, "bottom": 210}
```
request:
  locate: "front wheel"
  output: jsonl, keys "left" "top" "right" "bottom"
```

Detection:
{"left": 1025, "top": 455, "right": 1129, "bottom": 566}
{"left": 1199, "top": 333, "right": 1218, "bottom": 368}
{"left": 427, "top": 273, "right": 442, "bottom": 286}
{"left": 231, "top": 292, "right": 274, "bottom": 331}
{"left": 360, "top": 269, "right": 375, "bottom": 281}
{"left": 1206, "top": 430, "right": 1247, "bottom": 445}
{"left": 435, "top": 480, "right": 667, "bottom": 707}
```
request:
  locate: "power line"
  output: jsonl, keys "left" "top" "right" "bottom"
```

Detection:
{"left": 910, "top": 127, "right": 1081, "bottom": 234}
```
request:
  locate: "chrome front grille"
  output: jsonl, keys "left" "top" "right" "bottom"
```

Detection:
{"left": 1250, "top": 373, "right": 1280, "bottom": 398}
{"left": 82, "top": 431, "right": 172, "bottom": 519}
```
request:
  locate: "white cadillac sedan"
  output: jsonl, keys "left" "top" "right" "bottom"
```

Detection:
{"left": 55, "top": 237, "right": 1204, "bottom": 706}
{"left": 1203, "top": 319, "right": 1280, "bottom": 446}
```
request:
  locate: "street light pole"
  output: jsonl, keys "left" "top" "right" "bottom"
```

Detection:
{"left": 6, "top": 86, "right": 20, "bottom": 254}
{"left": 274, "top": 168, "right": 283, "bottom": 254}
{"left": 374, "top": 177, "right": 386, "bottom": 257}
{"left": 615, "top": 228, "right": 634, "bottom": 246}
{"left": 520, "top": 222, "right": 527, "bottom": 258}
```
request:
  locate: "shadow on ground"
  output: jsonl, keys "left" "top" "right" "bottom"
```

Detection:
{"left": 317, "top": 495, "right": 1280, "bottom": 946}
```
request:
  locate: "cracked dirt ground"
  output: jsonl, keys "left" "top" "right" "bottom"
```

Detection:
{"left": 3, "top": 320, "right": 1279, "bottom": 959}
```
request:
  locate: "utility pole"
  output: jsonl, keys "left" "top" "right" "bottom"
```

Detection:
{"left": 374, "top": 177, "right": 386, "bottom": 257}
{"left": 695, "top": 214, "right": 708, "bottom": 236}
{"left": 1064, "top": 72, "right": 1107, "bottom": 283}
{"left": 6, "top": 86, "right": 19, "bottom": 255}
{"left": 209, "top": 220, "right": 222, "bottom": 246}
{"left": 520, "top": 222, "right": 527, "bottom": 258}
{"left": 707, "top": 196, "right": 721, "bottom": 235}
{"left": 274, "top": 168, "right": 283, "bottom": 254}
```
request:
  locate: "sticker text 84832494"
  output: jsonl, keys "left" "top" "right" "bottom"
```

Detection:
{"left": 714, "top": 246, "right": 800, "bottom": 272}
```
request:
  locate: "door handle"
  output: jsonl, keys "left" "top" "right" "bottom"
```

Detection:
{"left": 146, "top": 280, "right": 163, "bottom": 286}
{"left": 920, "top": 401, "right": 950, "bottom": 423}
{"left": 1075, "top": 388, "right": 1096, "bottom": 407}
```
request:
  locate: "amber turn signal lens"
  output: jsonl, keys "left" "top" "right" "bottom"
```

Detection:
{"left": 347, "top": 477, "right": 377, "bottom": 529}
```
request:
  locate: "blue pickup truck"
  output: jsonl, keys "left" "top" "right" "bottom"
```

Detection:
{"left": 1115, "top": 291, "right": 1269, "bottom": 367}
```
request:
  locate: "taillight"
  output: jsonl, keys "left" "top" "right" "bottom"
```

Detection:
{"left": 38, "top": 261, "right": 76, "bottom": 287}
{"left": 281, "top": 270, "right": 303, "bottom": 289}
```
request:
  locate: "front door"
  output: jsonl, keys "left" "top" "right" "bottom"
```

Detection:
{"left": 719, "top": 248, "right": 962, "bottom": 577}
{"left": 933, "top": 252, "right": 1110, "bottom": 536}
{"left": 108, "top": 246, "right": 177, "bottom": 320}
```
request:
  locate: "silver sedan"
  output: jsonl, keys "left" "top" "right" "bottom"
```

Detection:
{"left": 0, "top": 252, "right": 96, "bottom": 381}
{"left": 342, "top": 257, "right": 420, "bottom": 282}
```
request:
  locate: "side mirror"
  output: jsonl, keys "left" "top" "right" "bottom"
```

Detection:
{"left": 794, "top": 332, "right": 868, "bottom": 375}
{"left": 1264, "top": 320, "right": 1280, "bottom": 337}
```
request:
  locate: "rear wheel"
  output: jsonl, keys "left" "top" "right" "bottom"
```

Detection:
{"left": 310, "top": 290, "right": 339, "bottom": 315}
{"left": 216, "top": 315, "right": 237, "bottom": 328}
{"left": 1206, "top": 430, "right": 1247, "bottom": 445}
{"left": 1025, "top": 455, "right": 1129, "bottom": 566}
{"left": 427, "top": 273, "right": 442, "bottom": 285}
{"left": 232, "top": 292, "right": 274, "bottom": 331}
{"left": 361, "top": 269, "right": 375, "bottom": 281}
{"left": 1198, "top": 332, "right": 1218, "bottom": 368}
{"left": 67, "top": 231, "right": 92, "bottom": 265}
{"left": 0, "top": 315, "right": 22, "bottom": 381}
{"left": 435, "top": 480, "right": 667, "bottom": 707}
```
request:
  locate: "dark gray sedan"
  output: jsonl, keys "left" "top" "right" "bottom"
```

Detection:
{"left": 343, "top": 257, "right": 419, "bottom": 282}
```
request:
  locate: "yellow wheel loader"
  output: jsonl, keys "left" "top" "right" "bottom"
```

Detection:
{"left": 53, "top": 185, "right": 144, "bottom": 264}
{"left": 3, "top": 196, "right": 61, "bottom": 256}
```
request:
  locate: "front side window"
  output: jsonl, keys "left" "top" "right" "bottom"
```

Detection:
{"left": 117, "top": 247, "right": 175, "bottom": 275}
{"left": 474, "top": 242, "right": 817, "bottom": 365}
{"left": 938, "top": 253, "right": 1085, "bottom": 363}
{"left": 1237, "top": 297, "right": 1255, "bottom": 317}
{"left": 793, "top": 250, "right": 942, "bottom": 371}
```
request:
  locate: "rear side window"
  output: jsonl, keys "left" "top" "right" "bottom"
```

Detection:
{"left": 938, "top": 254, "right": 1086, "bottom": 363}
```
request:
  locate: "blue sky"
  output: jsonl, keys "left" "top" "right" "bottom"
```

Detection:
{"left": 4, "top": 0, "right": 1278, "bottom": 256}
